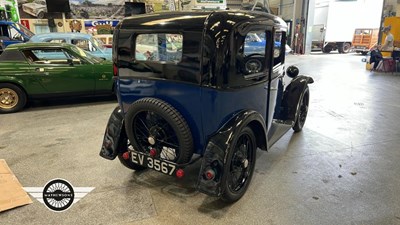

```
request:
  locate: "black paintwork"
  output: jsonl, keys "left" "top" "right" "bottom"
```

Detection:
{"left": 197, "top": 110, "right": 267, "bottom": 196}
{"left": 102, "top": 10, "right": 313, "bottom": 198}
{"left": 276, "top": 75, "right": 314, "bottom": 121}
{"left": 115, "top": 11, "right": 287, "bottom": 87}
{"left": 100, "top": 106, "right": 125, "bottom": 160}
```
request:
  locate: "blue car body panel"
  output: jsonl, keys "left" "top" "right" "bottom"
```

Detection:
{"left": 29, "top": 32, "right": 112, "bottom": 60}
{"left": 0, "top": 21, "right": 33, "bottom": 47}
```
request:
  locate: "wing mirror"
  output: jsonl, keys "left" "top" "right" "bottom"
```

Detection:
{"left": 286, "top": 65, "right": 299, "bottom": 78}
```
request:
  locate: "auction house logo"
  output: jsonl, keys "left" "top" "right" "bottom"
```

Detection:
{"left": 24, "top": 179, "right": 94, "bottom": 212}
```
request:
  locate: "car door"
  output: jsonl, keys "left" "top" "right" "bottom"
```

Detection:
{"left": 200, "top": 28, "right": 271, "bottom": 137}
{"left": 22, "top": 48, "right": 95, "bottom": 95}
{"left": 92, "top": 61, "right": 113, "bottom": 94}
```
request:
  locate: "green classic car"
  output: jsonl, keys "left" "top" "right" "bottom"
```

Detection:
{"left": 0, "top": 42, "right": 113, "bottom": 113}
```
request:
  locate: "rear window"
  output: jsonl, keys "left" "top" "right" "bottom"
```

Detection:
{"left": 0, "top": 50, "right": 26, "bottom": 61}
{"left": 135, "top": 33, "right": 183, "bottom": 62}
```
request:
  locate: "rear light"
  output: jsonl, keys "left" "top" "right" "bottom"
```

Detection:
{"left": 204, "top": 169, "right": 216, "bottom": 180}
{"left": 149, "top": 148, "right": 157, "bottom": 157}
{"left": 176, "top": 169, "right": 185, "bottom": 178}
{"left": 122, "top": 152, "right": 130, "bottom": 160}
{"left": 113, "top": 64, "right": 118, "bottom": 77}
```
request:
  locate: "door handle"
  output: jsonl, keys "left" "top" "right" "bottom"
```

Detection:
{"left": 35, "top": 68, "right": 45, "bottom": 72}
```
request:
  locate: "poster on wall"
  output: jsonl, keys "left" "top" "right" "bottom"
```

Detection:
{"left": 17, "top": 0, "right": 127, "bottom": 19}
{"left": 69, "top": 0, "right": 125, "bottom": 19}
{"left": 0, "top": 0, "right": 20, "bottom": 22}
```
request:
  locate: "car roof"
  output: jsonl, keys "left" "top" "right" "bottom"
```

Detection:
{"left": 0, "top": 21, "right": 16, "bottom": 25}
{"left": 30, "top": 32, "right": 93, "bottom": 41}
{"left": 5, "top": 42, "right": 75, "bottom": 50}
{"left": 119, "top": 10, "right": 287, "bottom": 31}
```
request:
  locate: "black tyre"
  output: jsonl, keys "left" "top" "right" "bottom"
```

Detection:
{"left": 221, "top": 126, "right": 257, "bottom": 203}
{"left": 125, "top": 98, "right": 193, "bottom": 164}
{"left": 37, "top": 11, "right": 45, "bottom": 19}
{"left": 342, "top": 43, "right": 351, "bottom": 54}
{"left": 293, "top": 86, "right": 310, "bottom": 132}
{"left": 322, "top": 45, "right": 332, "bottom": 53}
{"left": 0, "top": 83, "right": 27, "bottom": 113}
{"left": 337, "top": 43, "right": 344, "bottom": 53}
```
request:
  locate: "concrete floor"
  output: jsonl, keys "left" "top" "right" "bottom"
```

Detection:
{"left": 1, "top": 52, "right": 400, "bottom": 225}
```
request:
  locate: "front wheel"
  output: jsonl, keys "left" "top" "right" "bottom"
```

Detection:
{"left": 0, "top": 83, "right": 27, "bottom": 113}
{"left": 293, "top": 86, "right": 310, "bottom": 132}
{"left": 221, "top": 127, "right": 257, "bottom": 203}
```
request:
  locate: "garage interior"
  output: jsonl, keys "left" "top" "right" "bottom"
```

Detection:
{"left": 1, "top": 0, "right": 400, "bottom": 225}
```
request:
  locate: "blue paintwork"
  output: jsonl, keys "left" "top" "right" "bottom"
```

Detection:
{"left": 117, "top": 77, "right": 269, "bottom": 155}
{"left": 29, "top": 32, "right": 113, "bottom": 60}
{"left": 0, "top": 21, "right": 33, "bottom": 47}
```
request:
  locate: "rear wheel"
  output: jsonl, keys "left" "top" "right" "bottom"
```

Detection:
{"left": 322, "top": 45, "right": 332, "bottom": 53}
{"left": 293, "top": 86, "right": 310, "bottom": 132}
{"left": 221, "top": 127, "right": 256, "bottom": 203}
{"left": 125, "top": 98, "right": 193, "bottom": 164}
{"left": 0, "top": 83, "right": 27, "bottom": 113}
{"left": 37, "top": 11, "right": 45, "bottom": 19}
{"left": 342, "top": 43, "right": 351, "bottom": 53}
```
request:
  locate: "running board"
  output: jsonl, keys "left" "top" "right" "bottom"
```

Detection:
{"left": 267, "top": 120, "right": 293, "bottom": 149}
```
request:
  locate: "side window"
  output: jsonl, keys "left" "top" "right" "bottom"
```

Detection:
{"left": 8, "top": 26, "right": 23, "bottom": 41}
{"left": 48, "top": 39, "right": 66, "bottom": 43}
{"left": 243, "top": 32, "right": 267, "bottom": 56}
{"left": 22, "top": 49, "right": 79, "bottom": 64}
{"left": 230, "top": 30, "right": 267, "bottom": 88}
{"left": 72, "top": 39, "right": 96, "bottom": 52}
{"left": 0, "top": 50, "right": 26, "bottom": 61}
{"left": 135, "top": 33, "right": 183, "bottom": 62}
{"left": 273, "top": 32, "right": 284, "bottom": 66}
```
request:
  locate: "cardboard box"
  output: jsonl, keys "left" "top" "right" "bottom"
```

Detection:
{"left": 0, "top": 159, "right": 32, "bottom": 212}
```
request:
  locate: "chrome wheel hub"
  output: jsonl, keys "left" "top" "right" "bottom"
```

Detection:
{"left": 148, "top": 136, "right": 156, "bottom": 145}
{"left": 243, "top": 159, "right": 249, "bottom": 168}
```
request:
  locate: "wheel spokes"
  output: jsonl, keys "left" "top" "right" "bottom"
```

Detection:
{"left": 132, "top": 110, "right": 180, "bottom": 162}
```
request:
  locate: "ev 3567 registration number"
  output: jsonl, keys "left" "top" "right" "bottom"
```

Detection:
{"left": 131, "top": 151, "right": 176, "bottom": 175}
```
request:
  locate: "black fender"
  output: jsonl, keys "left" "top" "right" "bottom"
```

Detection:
{"left": 196, "top": 110, "right": 267, "bottom": 196}
{"left": 279, "top": 75, "right": 313, "bottom": 122}
{"left": 99, "top": 106, "right": 126, "bottom": 160}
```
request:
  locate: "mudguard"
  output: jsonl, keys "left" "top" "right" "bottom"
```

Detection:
{"left": 278, "top": 75, "right": 314, "bottom": 121}
{"left": 99, "top": 106, "right": 125, "bottom": 160}
{"left": 197, "top": 110, "right": 267, "bottom": 196}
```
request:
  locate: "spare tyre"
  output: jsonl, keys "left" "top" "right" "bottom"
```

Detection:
{"left": 124, "top": 98, "right": 194, "bottom": 164}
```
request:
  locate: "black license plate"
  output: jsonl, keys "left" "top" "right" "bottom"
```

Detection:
{"left": 131, "top": 151, "right": 177, "bottom": 175}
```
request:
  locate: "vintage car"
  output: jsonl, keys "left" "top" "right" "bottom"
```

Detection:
{"left": 0, "top": 21, "right": 34, "bottom": 54}
{"left": 22, "top": 0, "right": 47, "bottom": 19}
{"left": 100, "top": 11, "right": 313, "bottom": 203}
{"left": 29, "top": 33, "right": 114, "bottom": 60}
{"left": 0, "top": 42, "right": 113, "bottom": 113}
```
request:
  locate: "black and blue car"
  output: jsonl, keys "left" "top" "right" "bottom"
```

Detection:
{"left": 100, "top": 10, "right": 313, "bottom": 203}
